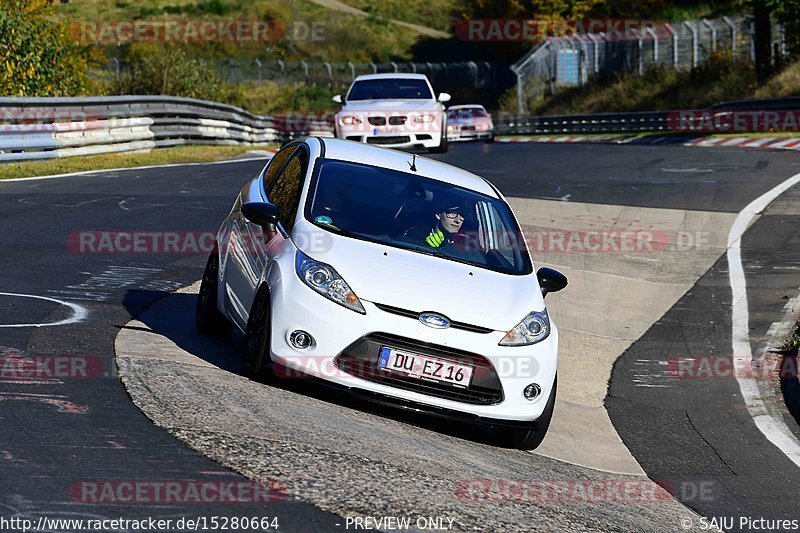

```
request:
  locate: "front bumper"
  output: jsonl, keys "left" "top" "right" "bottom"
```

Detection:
{"left": 267, "top": 264, "right": 558, "bottom": 422}
{"left": 447, "top": 131, "right": 493, "bottom": 142}
{"left": 339, "top": 132, "right": 443, "bottom": 149}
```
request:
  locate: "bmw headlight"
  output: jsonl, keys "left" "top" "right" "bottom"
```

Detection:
{"left": 295, "top": 251, "right": 365, "bottom": 314}
{"left": 340, "top": 115, "right": 362, "bottom": 125}
{"left": 414, "top": 113, "right": 437, "bottom": 123}
{"left": 499, "top": 310, "right": 550, "bottom": 346}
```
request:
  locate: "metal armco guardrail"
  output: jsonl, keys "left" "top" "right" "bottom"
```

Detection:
{"left": 494, "top": 111, "right": 669, "bottom": 135}
{"left": 0, "top": 95, "right": 333, "bottom": 163}
{"left": 4, "top": 95, "right": 799, "bottom": 164}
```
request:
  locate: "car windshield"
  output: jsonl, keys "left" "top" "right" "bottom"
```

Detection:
{"left": 448, "top": 108, "right": 488, "bottom": 119}
{"left": 347, "top": 79, "right": 433, "bottom": 101}
{"left": 305, "top": 159, "right": 532, "bottom": 275}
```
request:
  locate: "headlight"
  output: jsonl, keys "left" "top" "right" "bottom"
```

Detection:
{"left": 414, "top": 113, "right": 437, "bottom": 123}
{"left": 499, "top": 310, "right": 550, "bottom": 346}
{"left": 340, "top": 115, "right": 362, "bottom": 125}
{"left": 476, "top": 123, "right": 489, "bottom": 131}
{"left": 295, "top": 251, "right": 365, "bottom": 314}
{"left": 446, "top": 125, "right": 454, "bottom": 132}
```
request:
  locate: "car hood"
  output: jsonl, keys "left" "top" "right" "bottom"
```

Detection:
{"left": 295, "top": 221, "right": 542, "bottom": 332}
{"left": 339, "top": 99, "right": 442, "bottom": 113}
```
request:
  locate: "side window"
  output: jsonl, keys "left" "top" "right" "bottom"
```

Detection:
{"left": 261, "top": 145, "right": 296, "bottom": 191}
{"left": 267, "top": 149, "right": 308, "bottom": 231}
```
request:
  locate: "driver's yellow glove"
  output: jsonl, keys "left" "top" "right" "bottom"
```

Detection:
{"left": 426, "top": 230, "right": 445, "bottom": 248}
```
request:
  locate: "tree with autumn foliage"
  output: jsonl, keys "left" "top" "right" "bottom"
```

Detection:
{"left": 0, "top": 0, "right": 91, "bottom": 96}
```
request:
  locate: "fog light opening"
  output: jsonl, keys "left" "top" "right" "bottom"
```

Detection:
{"left": 523, "top": 383, "right": 542, "bottom": 401}
{"left": 289, "top": 330, "right": 313, "bottom": 350}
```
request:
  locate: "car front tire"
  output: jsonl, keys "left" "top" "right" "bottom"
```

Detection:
{"left": 196, "top": 246, "right": 233, "bottom": 336}
{"left": 429, "top": 130, "right": 449, "bottom": 154}
{"left": 242, "top": 284, "right": 275, "bottom": 380}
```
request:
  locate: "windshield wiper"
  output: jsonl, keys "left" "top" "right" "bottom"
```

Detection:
{"left": 314, "top": 222, "right": 361, "bottom": 239}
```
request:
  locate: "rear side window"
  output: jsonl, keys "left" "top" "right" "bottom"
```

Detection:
{"left": 262, "top": 145, "right": 296, "bottom": 190}
{"left": 267, "top": 149, "right": 308, "bottom": 231}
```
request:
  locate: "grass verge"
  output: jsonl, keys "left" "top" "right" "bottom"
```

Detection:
{"left": 0, "top": 144, "right": 276, "bottom": 180}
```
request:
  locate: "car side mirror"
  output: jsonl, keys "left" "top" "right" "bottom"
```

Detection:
{"left": 332, "top": 94, "right": 343, "bottom": 104}
{"left": 537, "top": 267, "right": 568, "bottom": 297}
{"left": 242, "top": 202, "right": 280, "bottom": 230}
{"left": 438, "top": 92, "right": 451, "bottom": 103}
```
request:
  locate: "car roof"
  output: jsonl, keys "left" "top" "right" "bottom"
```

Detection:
{"left": 352, "top": 73, "right": 431, "bottom": 82}
{"left": 316, "top": 138, "right": 498, "bottom": 198}
{"left": 448, "top": 105, "right": 487, "bottom": 110}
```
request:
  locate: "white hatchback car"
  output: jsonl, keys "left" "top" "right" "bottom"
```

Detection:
{"left": 333, "top": 73, "right": 450, "bottom": 153}
{"left": 196, "top": 137, "right": 567, "bottom": 449}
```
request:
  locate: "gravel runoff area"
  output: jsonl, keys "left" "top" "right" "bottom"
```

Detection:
{"left": 116, "top": 284, "right": 706, "bottom": 532}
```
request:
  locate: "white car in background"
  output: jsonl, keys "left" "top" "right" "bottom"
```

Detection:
{"left": 447, "top": 105, "right": 494, "bottom": 142}
{"left": 196, "top": 137, "right": 568, "bottom": 450}
{"left": 333, "top": 73, "right": 450, "bottom": 153}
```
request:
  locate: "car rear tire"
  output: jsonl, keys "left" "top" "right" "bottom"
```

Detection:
{"left": 493, "top": 375, "right": 557, "bottom": 450}
{"left": 196, "top": 246, "right": 233, "bottom": 336}
{"left": 243, "top": 284, "right": 275, "bottom": 380}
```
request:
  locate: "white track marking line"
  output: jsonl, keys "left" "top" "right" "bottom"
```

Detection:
{"left": 0, "top": 292, "right": 88, "bottom": 328}
{"left": 728, "top": 171, "right": 800, "bottom": 467}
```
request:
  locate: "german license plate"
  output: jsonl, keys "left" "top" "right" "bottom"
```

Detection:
{"left": 377, "top": 347, "right": 473, "bottom": 387}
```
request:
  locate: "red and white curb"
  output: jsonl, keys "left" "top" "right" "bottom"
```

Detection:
{"left": 499, "top": 135, "right": 800, "bottom": 151}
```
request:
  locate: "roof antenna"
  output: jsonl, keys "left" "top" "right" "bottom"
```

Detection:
{"left": 408, "top": 154, "right": 417, "bottom": 172}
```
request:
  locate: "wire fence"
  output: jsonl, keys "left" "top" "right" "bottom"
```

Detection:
{"left": 510, "top": 15, "right": 786, "bottom": 115}
{"left": 224, "top": 60, "right": 516, "bottom": 92}
{"left": 105, "top": 58, "right": 514, "bottom": 92}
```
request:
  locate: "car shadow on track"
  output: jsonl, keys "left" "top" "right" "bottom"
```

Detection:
{"left": 122, "top": 289, "right": 519, "bottom": 450}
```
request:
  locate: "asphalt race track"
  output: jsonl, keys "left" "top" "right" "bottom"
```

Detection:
{"left": 2, "top": 141, "right": 800, "bottom": 532}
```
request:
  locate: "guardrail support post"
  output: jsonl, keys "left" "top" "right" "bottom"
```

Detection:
{"left": 390, "top": 61, "right": 398, "bottom": 73}
{"left": 324, "top": 62, "right": 333, "bottom": 88}
{"left": 665, "top": 23, "right": 678, "bottom": 69}
{"left": 647, "top": 27, "right": 659, "bottom": 64}
{"left": 702, "top": 19, "right": 717, "bottom": 52}
{"left": 638, "top": 29, "right": 644, "bottom": 76}
{"left": 723, "top": 16, "right": 737, "bottom": 61}
{"left": 586, "top": 34, "right": 600, "bottom": 74}
{"left": 254, "top": 59, "right": 263, "bottom": 84}
{"left": 510, "top": 65, "right": 524, "bottom": 117}
{"left": 301, "top": 61, "right": 309, "bottom": 84}
{"left": 348, "top": 62, "right": 356, "bottom": 81}
{"left": 683, "top": 21, "right": 698, "bottom": 68}
{"left": 369, "top": 62, "right": 377, "bottom": 74}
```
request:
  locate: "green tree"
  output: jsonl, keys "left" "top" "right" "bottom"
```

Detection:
{"left": 0, "top": 0, "right": 90, "bottom": 96}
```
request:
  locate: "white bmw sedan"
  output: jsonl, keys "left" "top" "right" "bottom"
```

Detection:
{"left": 196, "top": 137, "right": 567, "bottom": 449}
{"left": 333, "top": 73, "right": 450, "bottom": 153}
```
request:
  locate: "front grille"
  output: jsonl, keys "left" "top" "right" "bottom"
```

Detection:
{"left": 345, "top": 135, "right": 361, "bottom": 141}
{"left": 374, "top": 303, "right": 495, "bottom": 334}
{"left": 389, "top": 116, "right": 407, "bottom": 125}
{"left": 462, "top": 125, "right": 476, "bottom": 131}
{"left": 334, "top": 333, "right": 504, "bottom": 405}
{"left": 366, "top": 136, "right": 410, "bottom": 145}
{"left": 368, "top": 116, "right": 386, "bottom": 126}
